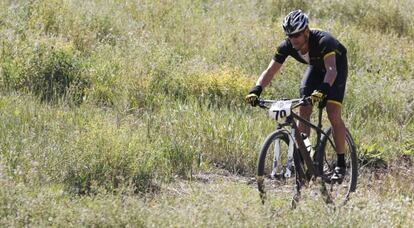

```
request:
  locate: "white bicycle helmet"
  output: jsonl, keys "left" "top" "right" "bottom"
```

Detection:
{"left": 282, "top": 10, "right": 309, "bottom": 35}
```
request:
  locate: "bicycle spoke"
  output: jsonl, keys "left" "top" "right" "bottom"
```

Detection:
{"left": 318, "top": 129, "right": 357, "bottom": 205}
{"left": 257, "top": 131, "right": 299, "bottom": 204}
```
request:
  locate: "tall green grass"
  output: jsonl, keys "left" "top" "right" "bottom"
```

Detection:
{"left": 0, "top": 0, "right": 413, "bottom": 225}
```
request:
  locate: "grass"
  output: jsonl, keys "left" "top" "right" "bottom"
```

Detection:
{"left": 2, "top": 167, "right": 414, "bottom": 227}
{"left": 0, "top": 0, "right": 413, "bottom": 226}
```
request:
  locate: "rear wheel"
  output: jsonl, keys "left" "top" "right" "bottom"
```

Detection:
{"left": 317, "top": 127, "right": 358, "bottom": 205}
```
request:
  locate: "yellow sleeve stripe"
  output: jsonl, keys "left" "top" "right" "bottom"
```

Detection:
{"left": 323, "top": 51, "right": 336, "bottom": 60}
{"left": 327, "top": 100, "right": 342, "bottom": 107}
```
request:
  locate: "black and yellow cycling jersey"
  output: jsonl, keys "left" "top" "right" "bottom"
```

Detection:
{"left": 273, "top": 29, "right": 347, "bottom": 67}
{"left": 273, "top": 29, "right": 348, "bottom": 105}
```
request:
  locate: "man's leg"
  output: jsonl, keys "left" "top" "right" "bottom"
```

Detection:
{"left": 326, "top": 101, "right": 346, "bottom": 181}
{"left": 298, "top": 105, "right": 312, "bottom": 136}
{"left": 326, "top": 101, "right": 346, "bottom": 155}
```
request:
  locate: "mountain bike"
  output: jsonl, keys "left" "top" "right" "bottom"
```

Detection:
{"left": 255, "top": 96, "right": 357, "bottom": 207}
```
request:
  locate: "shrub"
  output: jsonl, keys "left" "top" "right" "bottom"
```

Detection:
{"left": 149, "top": 68, "right": 255, "bottom": 108}
{"left": 22, "top": 41, "right": 90, "bottom": 103}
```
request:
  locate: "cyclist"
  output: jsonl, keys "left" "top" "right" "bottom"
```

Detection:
{"left": 246, "top": 10, "right": 348, "bottom": 182}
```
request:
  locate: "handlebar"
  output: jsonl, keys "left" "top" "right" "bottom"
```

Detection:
{"left": 257, "top": 96, "right": 312, "bottom": 109}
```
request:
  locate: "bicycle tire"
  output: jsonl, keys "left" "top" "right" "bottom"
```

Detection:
{"left": 317, "top": 127, "right": 358, "bottom": 204}
{"left": 257, "top": 130, "right": 305, "bottom": 203}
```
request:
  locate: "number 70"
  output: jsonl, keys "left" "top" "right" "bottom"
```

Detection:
{"left": 273, "top": 110, "right": 287, "bottom": 120}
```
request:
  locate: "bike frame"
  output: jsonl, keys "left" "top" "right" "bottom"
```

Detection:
{"left": 261, "top": 98, "right": 336, "bottom": 180}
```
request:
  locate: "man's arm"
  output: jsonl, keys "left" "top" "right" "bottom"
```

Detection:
{"left": 309, "top": 53, "right": 337, "bottom": 105}
{"left": 256, "top": 59, "right": 283, "bottom": 88}
{"left": 323, "top": 53, "right": 337, "bottom": 86}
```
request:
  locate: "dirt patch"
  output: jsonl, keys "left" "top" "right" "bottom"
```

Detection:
{"left": 156, "top": 155, "right": 414, "bottom": 200}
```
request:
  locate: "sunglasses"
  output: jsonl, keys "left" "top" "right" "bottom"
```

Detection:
{"left": 287, "top": 32, "right": 302, "bottom": 39}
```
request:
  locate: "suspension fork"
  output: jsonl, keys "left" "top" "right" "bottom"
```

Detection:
{"left": 271, "top": 125, "right": 282, "bottom": 178}
{"left": 285, "top": 128, "right": 296, "bottom": 178}
{"left": 271, "top": 124, "right": 295, "bottom": 178}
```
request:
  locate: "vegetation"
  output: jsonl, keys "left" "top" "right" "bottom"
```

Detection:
{"left": 0, "top": 0, "right": 413, "bottom": 226}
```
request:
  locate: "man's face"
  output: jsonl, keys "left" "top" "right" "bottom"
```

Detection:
{"left": 288, "top": 30, "right": 308, "bottom": 51}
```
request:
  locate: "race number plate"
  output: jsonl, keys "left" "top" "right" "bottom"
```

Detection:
{"left": 269, "top": 100, "right": 292, "bottom": 122}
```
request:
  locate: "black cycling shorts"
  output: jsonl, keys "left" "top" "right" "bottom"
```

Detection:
{"left": 299, "top": 54, "right": 348, "bottom": 105}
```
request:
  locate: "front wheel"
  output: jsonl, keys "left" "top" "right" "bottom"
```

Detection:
{"left": 317, "top": 127, "right": 358, "bottom": 205}
{"left": 257, "top": 130, "right": 304, "bottom": 204}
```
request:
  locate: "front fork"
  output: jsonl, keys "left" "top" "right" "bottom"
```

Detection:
{"left": 271, "top": 128, "right": 296, "bottom": 178}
